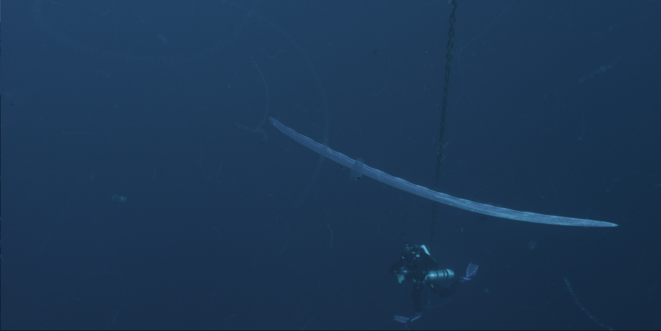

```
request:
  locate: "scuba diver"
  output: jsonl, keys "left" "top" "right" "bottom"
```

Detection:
{"left": 390, "top": 243, "right": 475, "bottom": 321}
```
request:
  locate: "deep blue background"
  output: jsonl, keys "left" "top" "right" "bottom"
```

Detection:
{"left": 2, "top": 0, "right": 660, "bottom": 329}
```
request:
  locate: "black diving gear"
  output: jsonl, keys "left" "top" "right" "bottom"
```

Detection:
{"left": 390, "top": 243, "right": 462, "bottom": 314}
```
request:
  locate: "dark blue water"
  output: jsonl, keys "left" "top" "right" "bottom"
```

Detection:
{"left": 2, "top": 1, "right": 660, "bottom": 329}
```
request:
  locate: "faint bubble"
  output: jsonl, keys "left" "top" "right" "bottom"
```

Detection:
{"left": 111, "top": 195, "right": 128, "bottom": 202}
{"left": 483, "top": 289, "right": 491, "bottom": 295}
{"left": 528, "top": 240, "right": 537, "bottom": 250}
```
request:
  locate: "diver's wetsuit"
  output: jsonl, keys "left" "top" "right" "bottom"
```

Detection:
{"left": 390, "top": 244, "right": 461, "bottom": 314}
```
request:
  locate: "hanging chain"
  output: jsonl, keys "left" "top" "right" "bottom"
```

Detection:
{"left": 430, "top": 0, "right": 457, "bottom": 251}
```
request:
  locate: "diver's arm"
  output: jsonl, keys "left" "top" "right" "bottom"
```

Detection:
{"left": 389, "top": 258, "right": 404, "bottom": 276}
